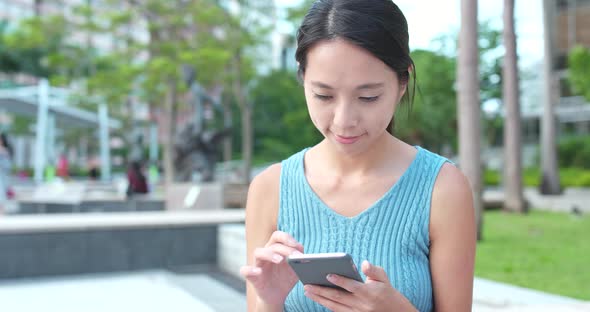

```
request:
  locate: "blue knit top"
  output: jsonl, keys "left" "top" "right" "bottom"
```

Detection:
{"left": 278, "top": 146, "right": 450, "bottom": 312}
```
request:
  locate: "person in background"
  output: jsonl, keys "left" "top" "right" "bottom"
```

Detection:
{"left": 126, "top": 161, "right": 148, "bottom": 197}
{"left": 0, "top": 132, "right": 13, "bottom": 213}
{"left": 56, "top": 153, "right": 70, "bottom": 180}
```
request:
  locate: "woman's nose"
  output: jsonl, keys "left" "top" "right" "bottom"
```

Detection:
{"left": 333, "top": 102, "right": 359, "bottom": 129}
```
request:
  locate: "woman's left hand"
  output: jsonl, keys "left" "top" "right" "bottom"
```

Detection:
{"left": 304, "top": 260, "right": 418, "bottom": 312}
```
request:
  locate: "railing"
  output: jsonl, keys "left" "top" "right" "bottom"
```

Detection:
{"left": 557, "top": 96, "right": 590, "bottom": 122}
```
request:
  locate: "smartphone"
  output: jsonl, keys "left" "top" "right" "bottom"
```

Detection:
{"left": 287, "top": 252, "right": 364, "bottom": 291}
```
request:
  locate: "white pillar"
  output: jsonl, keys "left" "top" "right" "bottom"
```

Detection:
{"left": 34, "top": 79, "right": 49, "bottom": 183}
{"left": 98, "top": 103, "right": 111, "bottom": 181}
{"left": 149, "top": 122, "right": 159, "bottom": 163}
{"left": 46, "top": 113, "right": 56, "bottom": 165}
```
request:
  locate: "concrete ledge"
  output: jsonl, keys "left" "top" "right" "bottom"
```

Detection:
{"left": 16, "top": 197, "right": 165, "bottom": 214}
{"left": 0, "top": 210, "right": 245, "bottom": 234}
{"left": 218, "top": 224, "right": 246, "bottom": 280}
{"left": 0, "top": 210, "right": 245, "bottom": 279}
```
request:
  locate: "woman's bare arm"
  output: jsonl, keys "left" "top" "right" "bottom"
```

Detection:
{"left": 245, "top": 164, "right": 282, "bottom": 312}
{"left": 429, "top": 163, "right": 477, "bottom": 312}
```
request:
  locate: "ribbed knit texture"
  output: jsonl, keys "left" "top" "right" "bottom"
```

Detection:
{"left": 278, "top": 146, "right": 449, "bottom": 312}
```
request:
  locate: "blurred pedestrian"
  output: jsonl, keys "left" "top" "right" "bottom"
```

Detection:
{"left": 0, "top": 132, "right": 13, "bottom": 213}
{"left": 57, "top": 153, "right": 70, "bottom": 180}
{"left": 126, "top": 161, "right": 148, "bottom": 197}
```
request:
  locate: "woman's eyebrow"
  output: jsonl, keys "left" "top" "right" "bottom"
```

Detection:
{"left": 356, "top": 83, "right": 384, "bottom": 90}
{"left": 310, "top": 81, "right": 384, "bottom": 90}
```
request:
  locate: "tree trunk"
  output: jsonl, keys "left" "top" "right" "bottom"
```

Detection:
{"left": 223, "top": 94, "right": 233, "bottom": 163}
{"left": 232, "top": 53, "right": 252, "bottom": 184}
{"left": 163, "top": 77, "right": 178, "bottom": 185}
{"left": 34, "top": 0, "right": 42, "bottom": 16}
{"left": 541, "top": 0, "right": 562, "bottom": 194}
{"left": 502, "top": 0, "right": 527, "bottom": 213}
{"left": 458, "top": 0, "right": 484, "bottom": 240}
{"left": 242, "top": 100, "right": 252, "bottom": 184}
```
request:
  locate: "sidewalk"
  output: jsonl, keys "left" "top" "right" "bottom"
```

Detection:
{"left": 473, "top": 278, "right": 590, "bottom": 311}
{"left": 484, "top": 187, "right": 590, "bottom": 213}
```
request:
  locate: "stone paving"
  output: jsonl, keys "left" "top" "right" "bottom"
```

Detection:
{"left": 0, "top": 269, "right": 247, "bottom": 312}
{"left": 1, "top": 269, "right": 588, "bottom": 311}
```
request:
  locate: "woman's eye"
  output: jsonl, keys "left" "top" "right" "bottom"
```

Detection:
{"left": 314, "top": 94, "right": 333, "bottom": 101}
{"left": 360, "top": 96, "right": 379, "bottom": 102}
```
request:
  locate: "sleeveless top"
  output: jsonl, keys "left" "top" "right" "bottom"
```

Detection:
{"left": 278, "top": 146, "right": 450, "bottom": 312}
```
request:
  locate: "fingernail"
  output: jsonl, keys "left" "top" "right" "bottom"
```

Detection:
{"left": 291, "top": 250, "right": 303, "bottom": 256}
{"left": 252, "top": 267, "right": 261, "bottom": 274}
{"left": 273, "top": 254, "right": 283, "bottom": 263}
{"left": 326, "top": 274, "right": 334, "bottom": 281}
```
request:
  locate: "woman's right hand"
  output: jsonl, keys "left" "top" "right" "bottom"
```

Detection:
{"left": 240, "top": 231, "right": 304, "bottom": 307}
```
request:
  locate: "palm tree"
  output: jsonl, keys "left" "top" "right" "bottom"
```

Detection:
{"left": 34, "top": 0, "right": 43, "bottom": 16}
{"left": 541, "top": 0, "right": 561, "bottom": 194}
{"left": 502, "top": 0, "right": 526, "bottom": 212}
{"left": 458, "top": 0, "right": 483, "bottom": 240}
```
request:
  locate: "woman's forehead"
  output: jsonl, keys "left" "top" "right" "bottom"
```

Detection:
{"left": 304, "top": 40, "right": 396, "bottom": 87}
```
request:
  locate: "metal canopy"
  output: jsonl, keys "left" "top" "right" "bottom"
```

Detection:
{"left": 0, "top": 80, "right": 119, "bottom": 182}
{"left": 0, "top": 89, "right": 120, "bottom": 129}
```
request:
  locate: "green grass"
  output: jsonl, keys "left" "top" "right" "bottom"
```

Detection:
{"left": 475, "top": 210, "right": 590, "bottom": 300}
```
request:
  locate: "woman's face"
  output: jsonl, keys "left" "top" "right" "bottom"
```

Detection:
{"left": 302, "top": 39, "right": 406, "bottom": 156}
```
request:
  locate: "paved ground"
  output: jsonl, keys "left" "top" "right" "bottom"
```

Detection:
{"left": 0, "top": 267, "right": 247, "bottom": 312}
{"left": 472, "top": 278, "right": 590, "bottom": 311}
{"left": 1, "top": 269, "right": 588, "bottom": 311}
{"left": 484, "top": 187, "right": 590, "bottom": 213}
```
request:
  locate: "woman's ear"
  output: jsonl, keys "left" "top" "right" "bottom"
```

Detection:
{"left": 398, "top": 65, "right": 413, "bottom": 102}
{"left": 397, "top": 81, "right": 408, "bottom": 103}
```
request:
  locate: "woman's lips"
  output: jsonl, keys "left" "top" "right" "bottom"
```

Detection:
{"left": 334, "top": 134, "right": 362, "bottom": 144}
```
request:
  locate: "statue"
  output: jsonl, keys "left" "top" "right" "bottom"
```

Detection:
{"left": 174, "top": 123, "right": 230, "bottom": 182}
{"left": 128, "top": 130, "right": 144, "bottom": 164}
{"left": 174, "top": 64, "right": 232, "bottom": 182}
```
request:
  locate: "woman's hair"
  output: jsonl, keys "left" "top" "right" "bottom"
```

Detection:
{"left": 295, "top": 0, "right": 416, "bottom": 134}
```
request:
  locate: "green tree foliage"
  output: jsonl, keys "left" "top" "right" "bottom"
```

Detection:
{"left": 395, "top": 50, "right": 457, "bottom": 154}
{"left": 568, "top": 45, "right": 590, "bottom": 101}
{"left": 251, "top": 69, "right": 321, "bottom": 161}
{"left": 0, "top": 17, "right": 69, "bottom": 78}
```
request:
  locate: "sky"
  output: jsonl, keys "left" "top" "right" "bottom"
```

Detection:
{"left": 274, "top": 0, "right": 545, "bottom": 67}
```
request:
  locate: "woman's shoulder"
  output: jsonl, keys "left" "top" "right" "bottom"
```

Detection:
{"left": 250, "top": 163, "right": 282, "bottom": 192}
{"left": 245, "top": 163, "right": 282, "bottom": 232}
{"left": 429, "top": 159, "right": 474, "bottom": 240}
{"left": 246, "top": 148, "right": 309, "bottom": 219}
{"left": 415, "top": 146, "right": 454, "bottom": 165}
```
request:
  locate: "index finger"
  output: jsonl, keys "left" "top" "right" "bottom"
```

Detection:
{"left": 267, "top": 231, "right": 302, "bottom": 248}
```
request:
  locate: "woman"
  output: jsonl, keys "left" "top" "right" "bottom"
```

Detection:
{"left": 241, "top": 1, "right": 476, "bottom": 311}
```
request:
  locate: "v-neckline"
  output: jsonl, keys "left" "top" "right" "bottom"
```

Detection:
{"left": 299, "top": 146, "right": 423, "bottom": 220}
